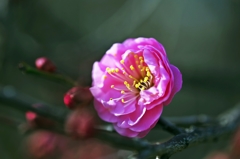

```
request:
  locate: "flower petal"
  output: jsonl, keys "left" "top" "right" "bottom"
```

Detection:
{"left": 129, "top": 104, "right": 163, "bottom": 132}
{"left": 113, "top": 124, "right": 139, "bottom": 138}
{"left": 163, "top": 65, "right": 182, "bottom": 106}
{"left": 91, "top": 62, "right": 106, "bottom": 87}
{"left": 93, "top": 100, "right": 118, "bottom": 123}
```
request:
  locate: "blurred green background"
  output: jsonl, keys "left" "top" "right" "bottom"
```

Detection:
{"left": 0, "top": 0, "right": 240, "bottom": 158}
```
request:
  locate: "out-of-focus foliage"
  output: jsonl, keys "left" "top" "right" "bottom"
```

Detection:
{"left": 0, "top": 0, "right": 240, "bottom": 158}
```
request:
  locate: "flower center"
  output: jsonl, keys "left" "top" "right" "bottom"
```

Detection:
{"left": 104, "top": 52, "right": 153, "bottom": 103}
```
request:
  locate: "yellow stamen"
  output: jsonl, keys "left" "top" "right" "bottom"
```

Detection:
{"left": 147, "top": 71, "right": 151, "bottom": 77}
{"left": 135, "top": 84, "right": 139, "bottom": 88}
{"left": 130, "top": 65, "right": 135, "bottom": 70}
{"left": 121, "top": 90, "right": 125, "bottom": 94}
{"left": 111, "top": 85, "right": 114, "bottom": 88}
{"left": 121, "top": 99, "right": 125, "bottom": 103}
{"left": 120, "top": 60, "right": 124, "bottom": 64}
{"left": 103, "top": 75, "right": 107, "bottom": 80}
{"left": 144, "top": 77, "right": 149, "bottom": 82}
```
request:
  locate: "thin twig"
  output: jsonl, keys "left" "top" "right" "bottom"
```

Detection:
{"left": 157, "top": 117, "right": 185, "bottom": 135}
{"left": 18, "top": 62, "right": 76, "bottom": 86}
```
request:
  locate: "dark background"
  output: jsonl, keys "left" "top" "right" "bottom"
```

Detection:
{"left": 0, "top": 0, "right": 240, "bottom": 158}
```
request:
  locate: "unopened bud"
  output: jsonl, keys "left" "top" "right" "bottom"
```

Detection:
{"left": 230, "top": 129, "right": 240, "bottom": 158}
{"left": 26, "top": 131, "right": 57, "bottom": 159}
{"left": 205, "top": 152, "right": 230, "bottom": 159}
{"left": 63, "top": 87, "right": 93, "bottom": 109}
{"left": 25, "top": 111, "right": 55, "bottom": 129}
{"left": 35, "top": 57, "right": 56, "bottom": 72}
{"left": 65, "top": 109, "right": 95, "bottom": 138}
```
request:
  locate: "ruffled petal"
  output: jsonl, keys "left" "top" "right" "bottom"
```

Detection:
{"left": 138, "top": 87, "right": 159, "bottom": 105}
{"left": 94, "top": 100, "right": 118, "bottom": 123}
{"left": 137, "top": 120, "right": 159, "bottom": 138}
{"left": 100, "top": 54, "right": 119, "bottom": 68}
{"left": 102, "top": 98, "right": 136, "bottom": 116}
{"left": 163, "top": 65, "right": 182, "bottom": 106}
{"left": 129, "top": 104, "right": 163, "bottom": 132}
{"left": 106, "top": 43, "right": 126, "bottom": 59}
{"left": 113, "top": 124, "right": 139, "bottom": 138}
{"left": 91, "top": 62, "right": 106, "bottom": 87}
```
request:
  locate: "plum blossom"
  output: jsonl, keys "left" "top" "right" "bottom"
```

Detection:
{"left": 90, "top": 37, "right": 182, "bottom": 138}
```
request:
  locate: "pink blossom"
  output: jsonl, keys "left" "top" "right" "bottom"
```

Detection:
{"left": 90, "top": 37, "right": 182, "bottom": 138}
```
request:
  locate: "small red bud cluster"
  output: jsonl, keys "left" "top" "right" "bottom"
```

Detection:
{"left": 63, "top": 86, "right": 93, "bottom": 109}
{"left": 25, "top": 111, "right": 55, "bottom": 129}
{"left": 63, "top": 86, "right": 95, "bottom": 139}
{"left": 24, "top": 57, "right": 105, "bottom": 159}
{"left": 65, "top": 109, "right": 95, "bottom": 139}
{"left": 26, "top": 131, "right": 58, "bottom": 159}
{"left": 26, "top": 130, "right": 116, "bottom": 159}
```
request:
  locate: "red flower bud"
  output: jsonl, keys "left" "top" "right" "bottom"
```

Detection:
{"left": 25, "top": 111, "right": 55, "bottom": 129}
{"left": 205, "top": 152, "right": 230, "bottom": 159}
{"left": 65, "top": 109, "right": 95, "bottom": 138}
{"left": 63, "top": 87, "right": 93, "bottom": 109}
{"left": 230, "top": 129, "right": 240, "bottom": 158}
{"left": 26, "top": 131, "right": 57, "bottom": 159}
{"left": 35, "top": 57, "right": 56, "bottom": 72}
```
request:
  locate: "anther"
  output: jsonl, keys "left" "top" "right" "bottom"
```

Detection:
{"left": 103, "top": 75, "right": 107, "bottom": 80}
{"left": 135, "top": 84, "right": 139, "bottom": 88}
{"left": 147, "top": 72, "right": 151, "bottom": 77}
{"left": 144, "top": 77, "right": 149, "bottom": 82}
{"left": 130, "top": 65, "right": 135, "bottom": 70}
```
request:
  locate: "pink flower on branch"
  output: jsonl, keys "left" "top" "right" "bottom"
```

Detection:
{"left": 90, "top": 37, "right": 182, "bottom": 138}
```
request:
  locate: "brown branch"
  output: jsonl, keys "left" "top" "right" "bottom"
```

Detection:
{"left": 137, "top": 104, "right": 240, "bottom": 159}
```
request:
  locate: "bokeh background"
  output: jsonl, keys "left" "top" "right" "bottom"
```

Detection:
{"left": 0, "top": 0, "right": 240, "bottom": 158}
